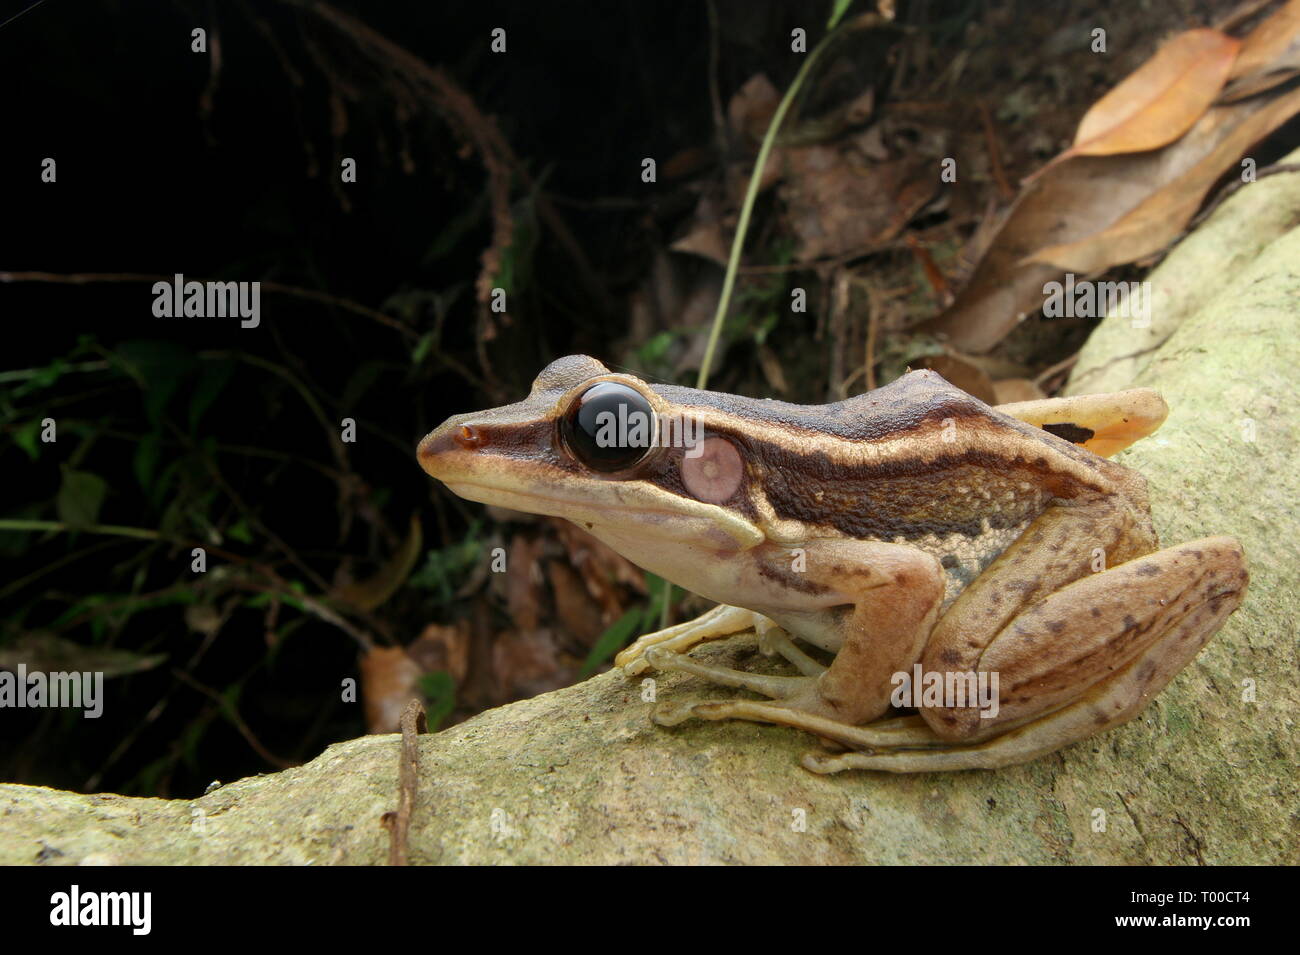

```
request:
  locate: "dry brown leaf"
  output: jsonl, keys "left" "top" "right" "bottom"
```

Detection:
{"left": 406, "top": 622, "right": 470, "bottom": 684}
{"left": 779, "top": 147, "right": 933, "bottom": 261}
{"left": 1061, "top": 29, "right": 1240, "bottom": 159}
{"left": 670, "top": 218, "right": 731, "bottom": 266}
{"left": 924, "top": 69, "right": 1300, "bottom": 352}
{"left": 916, "top": 354, "right": 997, "bottom": 403}
{"left": 547, "top": 560, "right": 605, "bottom": 646}
{"left": 991, "top": 378, "right": 1045, "bottom": 404}
{"left": 919, "top": 150, "right": 1158, "bottom": 352}
{"left": 331, "top": 513, "right": 422, "bottom": 612}
{"left": 0, "top": 632, "right": 166, "bottom": 679}
{"left": 1218, "top": 66, "right": 1300, "bottom": 102}
{"left": 549, "top": 519, "right": 646, "bottom": 594}
{"left": 361, "top": 623, "right": 471, "bottom": 733}
{"left": 727, "top": 74, "right": 780, "bottom": 145}
{"left": 1027, "top": 83, "right": 1300, "bottom": 272}
{"left": 491, "top": 629, "right": 567, "bottom": 698}
{"left": 360, "top": 646, "right": 423, "bottom": 734}
{"left": 504, "top": 534, "right": 545, "bottom": 632}
{"left": 1228, "top": 0, "right": 1300, "bottom": 79}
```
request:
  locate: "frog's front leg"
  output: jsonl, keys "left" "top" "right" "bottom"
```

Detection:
{"left": 643, "top": 540, "right": 947, "bottom": 728}
{"left": 614, "top": 603, "right": 779, "bottom": 676}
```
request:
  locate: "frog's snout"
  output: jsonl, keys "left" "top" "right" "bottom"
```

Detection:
{"left": 417, "top": 417, "right": 485, "bottom": 478}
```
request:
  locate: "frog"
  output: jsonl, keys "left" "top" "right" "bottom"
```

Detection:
{"left": 417, "top": 355, "right": 1247, "bottom": 773}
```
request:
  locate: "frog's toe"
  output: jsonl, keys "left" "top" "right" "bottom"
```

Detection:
{"left": 650, "top": 699, "right": 706, "bottom": 726}
{"left": 615, "top": 604, "right": 765, "bottom": 673}
{"left": 801, "top": 746, "right": 1006, "bottom": 774}
{"left": 643, "top": 646, "right": 811, "bottom": 699}
{"left": 757, "top": 628, "right": 827, "bottom": 676}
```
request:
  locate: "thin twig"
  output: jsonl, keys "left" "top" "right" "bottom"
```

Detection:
{"left": 977, "top": 102, "right": 1014, "bottom": 200}
{"left": 172, "top": 668, "right": 296, "bottom": 769}
{"left": 386, "top": 699, "right": 428, "bottom": 866}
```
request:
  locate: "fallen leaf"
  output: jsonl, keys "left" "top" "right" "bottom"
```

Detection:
{"left": 991, "top": 378, "right": 1045, "bottom": 404}
{"left": 779, "top": 147, "right": 934, "bottom": 261}
{"left": 492, "top": 629, "right": 568, "bottom": 698}
{"left": 924, "top": 74, "right": 1300, "bottom": 351}
{"left": 1227, "top": 0, "right": 1300, "bottom": 81}
{"left": 406, "top": 622, "right": 470, "bottom": 684}
{"left": 547, "top": 559, "right": 605, "bottom": 645}
{"left": 332, "top": 513, "right": 422, "bottom": 612}
{"left": 504, "top": 533, "right": 545, "bottom": 632}
{"left": 360, "top": 646, "right": 424, "bottom": 734}
{"left": 361, "top": 623, "right": 470, "bottom": 733}
{"left": 727, "top": 73, "right": 780, "bottom": 145}
{"left": 1060, "top": 29, "right": 1240, "bottom": 161}
{"left": 1027, "top": 83, "right": 1300, "bottom": 272}
{"left": 916, "top": 354, "right": 997, "bottom": 403}
{"left": 919, "top": 151, "right": 1157, "bottom": 352}
{"left": 0, "top": 632, "right": 165, "bottom": 679}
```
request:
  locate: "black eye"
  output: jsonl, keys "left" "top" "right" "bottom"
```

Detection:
{"left": 560, "top": 382, "right": 657, "bottom": 473}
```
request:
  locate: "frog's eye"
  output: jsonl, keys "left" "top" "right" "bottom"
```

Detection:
{"left": 560, "top": 381, "right": 657, "bottom": 473}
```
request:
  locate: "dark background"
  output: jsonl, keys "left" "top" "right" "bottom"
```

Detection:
{"left": 0, "top": 0, "right": 822, "bottom": 796}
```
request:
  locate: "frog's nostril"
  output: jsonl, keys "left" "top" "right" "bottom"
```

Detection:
{"left": 417, "top": 420, "right": 487, "bottom": 475}
{"left": 454, "top": 424, "right": 484, "bottom": 449}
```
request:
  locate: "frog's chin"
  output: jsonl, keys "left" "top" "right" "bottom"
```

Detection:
{"left": 442, "top": 480, "right": 764, "bottom": 552}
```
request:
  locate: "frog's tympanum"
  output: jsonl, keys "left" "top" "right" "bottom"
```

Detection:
{"left": 419, "top": 356, "right": 1247, "bottom": 773}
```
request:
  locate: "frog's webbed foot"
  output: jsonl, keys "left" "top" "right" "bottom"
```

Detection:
{"left": 643, "top": 645, "right": 815, "bottom": 700}
{"left": 649, "top": 697, "right": 1048, "bottom": 773}
{"left": 653, "top": 697, "right": 938, "bottom": 747}
{"left": 615, "top": 604, "right": 776, "bottom": 676}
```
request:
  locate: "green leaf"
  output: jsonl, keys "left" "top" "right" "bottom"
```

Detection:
{"left": 417, "top": 670, "right": 457, "bottom": 730}
{"left": 580, "top": 607, "right": 643, "bottom": 677}
{"left": 189, "top": 359, "right": 236, "bottom": 432}
{"left": 12, "top": 419, "right": 42, "bottom": 460}
{"left": 410, "top": 331, "right": 435, "bottom": 367}
{"left": 114, "top": 341, "right": 197, "bottom": 427}
{"left": 56, "top": 466, "right": 108, "bottom": 529}
{"left": 422, "top": 193, "right": 487, "bottom": 266}
{"left": 227, "top": 519, "right": 253, "bottom": 544}
{"left": 341, "top": 360, "right": 386, "bottom": 412}
{"left": 11, "top": 357, "right": 68, "bottom": 400}
{"left": 408, "top": 525, "right": 483, "bottom": 606}
{"left": 133, "top": 433, "right": 161, "bottom": 492}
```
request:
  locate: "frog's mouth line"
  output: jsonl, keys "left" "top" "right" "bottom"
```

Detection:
{"left": 441, "top": 479, "right": 764, "bottom": 549}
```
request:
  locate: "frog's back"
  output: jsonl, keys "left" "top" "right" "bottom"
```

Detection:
{"left": 656, "top": 370, "right": 1130, "bottom": 599}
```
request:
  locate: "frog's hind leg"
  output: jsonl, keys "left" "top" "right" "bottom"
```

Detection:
{"left": 805, "top": 537, "right": 1248, "bottom": 773}
{"left": 806, "top": 566, "right": 1244, "bottom": 772}
{"left": 652, "top": 698, "right": 938, "bottom": 750}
